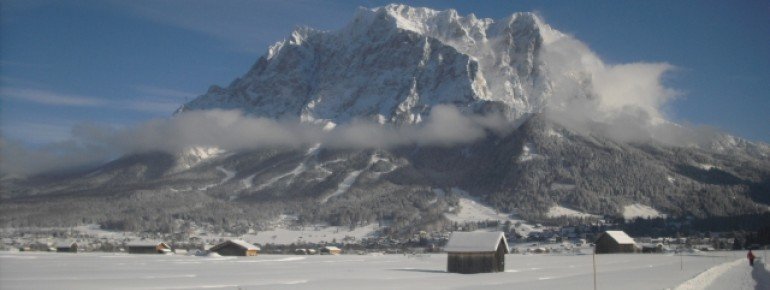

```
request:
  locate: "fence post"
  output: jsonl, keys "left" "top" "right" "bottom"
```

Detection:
{"left": 593, "top": 252, "right": 598, "bottom": 290}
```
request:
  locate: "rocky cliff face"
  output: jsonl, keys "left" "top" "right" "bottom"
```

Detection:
{"left": 177, "top": 4, "right": 560, "bottom": 126}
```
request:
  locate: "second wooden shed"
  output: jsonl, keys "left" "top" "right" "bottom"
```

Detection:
{"left": 445, "top": 231, "right": 509, "bottom": 274}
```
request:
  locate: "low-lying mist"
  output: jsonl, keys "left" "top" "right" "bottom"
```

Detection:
{"left": 0, "top": 105, "right": 510, "bottom": 176}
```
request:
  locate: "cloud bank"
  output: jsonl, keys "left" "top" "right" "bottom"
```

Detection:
{"left": 539, "top": 31, "right": 684, "bottom": 145}
{"left": 1, "top": 106, "right": 508, "bottom": 176}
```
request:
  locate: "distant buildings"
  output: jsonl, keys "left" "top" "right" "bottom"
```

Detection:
{"left": 445, "top": 232, "right": 509, "bottom": 274}
{"left": 209, "top": 239, "right": 260, "bottom": 256}
{"left": 594, "top": 231, "right": 637, "bottom": 254}
{"left": 55, "top": 241, "right": 78, "bottom": 253}
{"left": 127, "top": 241, "right": 171, "bottom": 254}
{"left": 320, "top": 246, "right": 342, "bottom": 255}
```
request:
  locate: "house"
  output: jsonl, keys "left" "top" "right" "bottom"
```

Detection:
{"left": 445, "top": 231, "right": 509, "bottom": 274}
{"left": 127, "top": 241, "right": 171, "bottom": 254}
{"left": 320, "top": 246, "right": 342, "bottom": 255}
{"left": 594, "top": 231, "right": 637, "bottom": 254}
{"left": 56, "top": 240, "right": 78, "bottom": 253}
{"left": 209, "top": 240, "right": 259, "bottom": 256}
{"left": 30, "top": 241, "right": 55, "bottom": 252}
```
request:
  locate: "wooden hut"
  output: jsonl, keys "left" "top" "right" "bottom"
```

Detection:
{"left": 56, "top": 240, "right": 78, "bottom": 253}
{"left": 127, "top": 241, "right": 171, "bottom": 254}
{"left": 320, "top": 246, "right": 342, "bottom": 255}
{"left": 594, "top": 231, "right": 637, "bottom": 254}
{"left": 209, "top": 239, "right": 259, "bottom": 256}
{"left": 445, "top": 231, "right": 509, "bottom": 274}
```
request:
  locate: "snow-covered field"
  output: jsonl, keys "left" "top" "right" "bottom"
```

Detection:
{"left": 623, "top": 204, "right": 666, "bottom": 220}
{"left": 546, "top": 205, "right": 598, "bottom": 219}
{"left": 442, "top": 188, "right": 538, "bottom": 236}
{"left": 1, "top": 251, "right": 767, "bottom": 290}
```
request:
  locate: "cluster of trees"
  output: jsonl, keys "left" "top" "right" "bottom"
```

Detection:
{"left": 464, "top": 116, "right": 770, "bottom": 221}
{"left": 621, "top": 214, "right": 770, "bottom": 248}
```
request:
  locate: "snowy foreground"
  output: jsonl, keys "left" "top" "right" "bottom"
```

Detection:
{"left": 0, "top": 252, "right": 767, "bottom": 290}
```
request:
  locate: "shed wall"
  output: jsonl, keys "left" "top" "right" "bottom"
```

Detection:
{"left": 213, "top": 244, "right": 258, "bottom": 256}
{"left": 128, "top": 246, "right": 161, "bottom": 254}
{"left": 595, "top": 234, "right": 636, "bottom": 254}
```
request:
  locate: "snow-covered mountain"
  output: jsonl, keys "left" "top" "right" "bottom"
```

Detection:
{"left": 2, "top": 4, "right": 769, "bottom": 235}
{"left": 178, "top": 4, "right": 561, "bottom": 125}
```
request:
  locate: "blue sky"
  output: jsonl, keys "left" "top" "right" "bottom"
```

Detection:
{"left": 1, "top": 0, "right": 768, "bottom": 147}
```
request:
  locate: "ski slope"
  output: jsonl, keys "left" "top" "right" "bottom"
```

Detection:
{"left": 1, "top": 252, "right": 764, "bottom": 290}
{"left": 672, "top": 255, "right": 770, "bottom": 290}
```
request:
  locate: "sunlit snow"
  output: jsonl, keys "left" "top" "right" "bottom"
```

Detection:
{"left": 1, "top": 252, "right": 766, "bottom": 290}
{"left": 623, "top": 204, "right": 666, "bottom": 220}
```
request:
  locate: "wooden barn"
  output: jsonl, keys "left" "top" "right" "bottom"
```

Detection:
{"left": 55, "top": 240, "right": 78, "bottom": 253}
{"left": 320, "top": 246, "right": 342, "bottom": 255}
{"left": 209, "top": 239, "right": 259, "bottom": 256}
{"left": 445, "top": 231, "right": 509, "bottom": 274}
{"left": 594, "top": 231, "right": 638, "bottom": 254}
{"left": 127, "top": 241, "right": 171, "bottom": 254}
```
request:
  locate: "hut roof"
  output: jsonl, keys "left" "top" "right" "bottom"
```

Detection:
{"left": 211, "top": 239, "right": 259, "bottom": 251}
{"left": 604, "top": 231, "right": 635, "bottom": 245}
{"left": 445, "top": 232, "right": 509, "bottom": 253}
{"left": 55, "top": 240, "right": 77, "bottom": 248}
{"left": 323, "top": 246, "right": 341, "bottom": 251}
{"left": 127, "top": 240, "right": 168, "bottom": 247}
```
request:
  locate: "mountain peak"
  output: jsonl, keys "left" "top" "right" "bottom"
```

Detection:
{"left": 179, "top": 4, "right": 559, "bottom": 124}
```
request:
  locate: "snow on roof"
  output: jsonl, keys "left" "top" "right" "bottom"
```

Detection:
{"left": 604, "top": 231, "right": 636, "bottom": 245}
{"left": 212, "top": 239, "right": 259, "bottom": 251}
{"left": 55, "top": 240, "right": 77, "bottom": 247}
{"left": 444, "top": 232, "right": 509, "bottom": 253}
{"left": 127, "top": 240, "right": 168, "bottom": 247}
{"left": 323, "top": 246, "right": 341, "bottom": 250}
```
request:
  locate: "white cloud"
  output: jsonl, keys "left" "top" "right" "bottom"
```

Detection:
{"left": 539, "top": 32, "right": 683, "bottom": 144}
{"left": 1, "top": 121, "right": 74, "bottom": 144}
{"left": 133, "top": 85, "right": 196, "bottom": 99}
{"left": 1, "top": 85, "right": 186, "bottom": 114}
{"left": 0, "top": 138, "right": 113, "bottom": 176}
{"left": 74, "top": 106, "right": 504, "bottom": 153}
{"left": 1, "top": 106, "right": 508, "bottom": 175}
{"left": 1, "top": 88, "right": 106, "bottom": 107}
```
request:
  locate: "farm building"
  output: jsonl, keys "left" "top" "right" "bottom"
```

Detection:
{"left": 320, "top": 246, "right": 342, "bottom": 255}
{"left": 209, "top": 239, "right": 259, "bottom": 256}
{"left": 594, "top": 231, "right": 638, "bottom": 254}
{"left": 444, "top": 231, "right": 509, "bottom": 274}
{"left": 127, "top": 241, "right": 171, "bottom": 254}
{"left": 55, "top": 241, "right": 78, "bottom": 253}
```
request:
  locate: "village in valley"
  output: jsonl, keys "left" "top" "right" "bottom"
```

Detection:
{"left": 1, "top": 213, "right": 764, "bottom": 258}
{"left": 2, "top": 214, "right": 769, "bottom": 289}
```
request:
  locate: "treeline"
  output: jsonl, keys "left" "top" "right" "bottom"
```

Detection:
{"left": 621, "top": 213, "right": 770, "bottom": 242}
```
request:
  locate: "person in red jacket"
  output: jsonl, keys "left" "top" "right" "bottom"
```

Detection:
{"left": 748, "top": 249, "right": 755, "bottom": 266}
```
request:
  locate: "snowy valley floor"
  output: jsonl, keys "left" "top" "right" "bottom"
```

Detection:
{"left": 0, "top": 251, "right": 768, "bottom": 290}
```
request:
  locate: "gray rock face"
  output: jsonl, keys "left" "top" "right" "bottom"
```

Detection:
{"left": 177, "top": 4, "right": 555, "bottom": 125}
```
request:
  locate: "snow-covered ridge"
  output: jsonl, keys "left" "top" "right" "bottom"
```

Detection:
{"left": 173, "top": 146, "right": 225, "bottom": 172}
{"left": 173, "top": 4, "right": 769, "bottom": 159}
{"left": 178, "top": 4, "right": 557, "bottom": 126}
